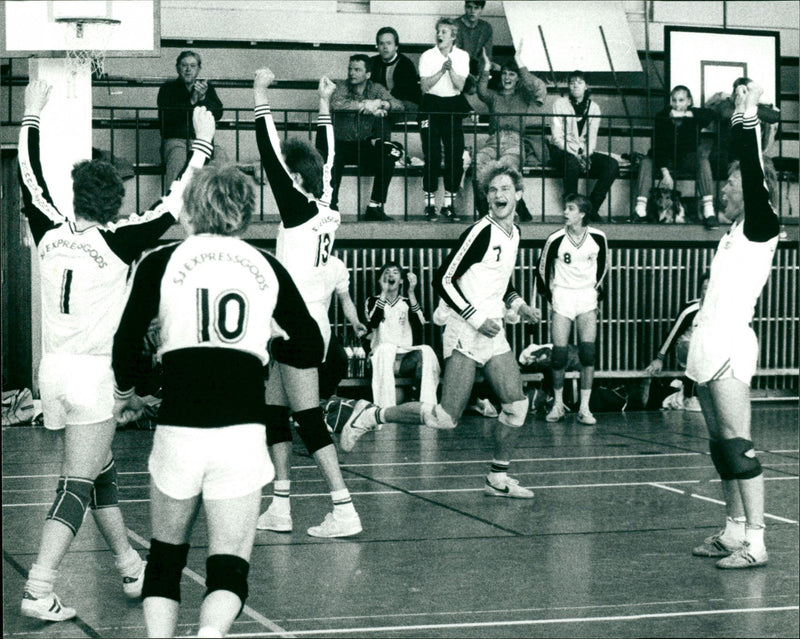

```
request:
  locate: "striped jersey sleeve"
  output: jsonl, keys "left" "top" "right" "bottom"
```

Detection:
{"left": 657, "top": 299, "right": 701, "bottom": 359}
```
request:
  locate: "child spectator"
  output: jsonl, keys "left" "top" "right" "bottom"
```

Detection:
{"left": 474, "top": 41, "right": 547, "bottom": 221}
{"left": 548, "top": 71, "right": 619, "bottom": 222}
{"left": 633, "top": 85, "right": 717, "bottom": 227}
{"left": 365, "top": 262, "right": 440, "bottom": 408}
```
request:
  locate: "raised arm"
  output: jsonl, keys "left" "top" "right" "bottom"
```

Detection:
{"left": 315, "top": 76, "right": 336, "bottom": 205}
{"left": 732, "top": 82, "right": 780, "bottom": 242}
{"left": 253, "top": 68, "right": 319, "bottom": 227}
{"left": 17, "top": 81, "right": 66, "bottom": 245}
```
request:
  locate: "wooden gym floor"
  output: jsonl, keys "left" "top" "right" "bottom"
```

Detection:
{"left": 3, "top": 404, "right": 798, "bottom": 638}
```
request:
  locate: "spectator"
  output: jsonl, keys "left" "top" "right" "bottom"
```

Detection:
{"left": 370, "top": 27, "right": 421, "bottom": 117}
{"left": 419, "top": 17, "right": 470, "bottom": 222}
{"left": 157, "top": 51, "right": 225, "bottom": 187}
{"left": 645, "top": 271, "right": 710, "bottom": 412}
{"left": 474, "top": 41, "right": 547, "bottom": 221}
{"left": 330, "top": 54, "right": 405, "bottom": 221}
{"left": 548, "top": 71, "right": 619, "bottom": 222}
{"left": 633, "top": 85, "right": 717, "bottom": 227}
{"left": 455, "top": 0, "right": 498, "bottom": 94}
{"left": 365, "top": 262, "right": 440, "bottom": 408}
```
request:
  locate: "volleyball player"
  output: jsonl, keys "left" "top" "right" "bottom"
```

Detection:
{"left": 17, "top": 81, "right": 214, "bottom": 622}
{"left": 536, "top": 193, "right": 608, "bottom": 425}
{"left": 687, "top": 80, "right": 779, "bottom": 569}
{"left": 253, "top": 68, "right": 362, "bottom": 537}
{"left": 340, "top": 163, "right": 541, "bottom": 499}
{"left": 112, "top": 162, "right": 324, "bottom": 637}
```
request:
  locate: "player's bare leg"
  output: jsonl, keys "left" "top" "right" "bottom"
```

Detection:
{"left": 575, "top": 309, "right": 598, "bottom": 424}
{"left": 546, "top": 311, "right": 572, "bottom": 422}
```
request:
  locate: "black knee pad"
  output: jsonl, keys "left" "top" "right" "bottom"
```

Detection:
{"left": 293, "top": 407, "right": 333, "bottom": 455}
{"left": 709, "top": 440, "right": 734, "bottom": 480}
{"left": 550, "top": 346, "right": 569, "bottom": 371}
{"left": 264, "top": 405, "right": 292, "bottom": 447}
{"left": 142, "top": 539, "right": 190, "bottom": 602}
{"left": 46, "top": 476, "right": 93, "bottom": 535}
{"left": 578, "top": 342, "right": 596, "bottom": 367}
{"left": 721, "top": 438, "right": 762, "bottom": 480}
{"left": 90, "top": 459, "right": 119, "bottom": 510}
{"left": 205, "top": 554, "right": 249, "bottom": 614}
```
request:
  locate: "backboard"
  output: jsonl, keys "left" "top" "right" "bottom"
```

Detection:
{"left": 1, "top": 0, "right": 160, "bottom": 58}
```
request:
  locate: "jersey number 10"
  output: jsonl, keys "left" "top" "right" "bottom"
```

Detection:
{"left": 197, "top": 288, "right": 247, "bottom": 343}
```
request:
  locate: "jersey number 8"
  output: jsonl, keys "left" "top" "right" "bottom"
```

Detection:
{"left": 197, "top": 288, "right": 248, "bottom": 343}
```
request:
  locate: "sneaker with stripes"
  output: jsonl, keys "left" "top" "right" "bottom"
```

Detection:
{"left": 21, "top": 591, "right": 77, "bottom": 622}
{"left": 691, "top": 530, "right": 744, "bottom": 557}
{"left": 716, "top": 543, "right": 768, "bottom": 569}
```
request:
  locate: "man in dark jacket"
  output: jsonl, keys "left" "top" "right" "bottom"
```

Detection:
{"left": 370, "top": 27, "right": 421, "bottom": 117}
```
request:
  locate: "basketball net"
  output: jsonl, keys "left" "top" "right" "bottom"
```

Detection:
{"left": 57, "top": 18, "right": 120, "bottom": 98}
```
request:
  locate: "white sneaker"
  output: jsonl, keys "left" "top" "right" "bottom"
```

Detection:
{"left": 421, "top": 403, "right": 456, "bottom": 430}
{"left": 257, "top": 507, "right": 293, "bottom": 532}
{"left": 339, "top": 399, "right": 379, "bottom": 452}
{"left": 577, "top": 410, "right": 597, "bottom": 425}
{"left": 484, "top": 475, "right": 534, "bottom": 499}
{"left": 546, "top": 403, "right": 566, "bottom": 422}
{"left": 307, "top": 511, "right": 362, "bottom": 538}
{"left": 683, "top": 396, "right": 702, "bottom": 412}
{"left": 122, "top": 559, "right": 146, "bottom": 599}
{"left": 716, "top": 542, "right": 768, "bottom": 569}
{"left": 470, "top": 398, "right": 498, "bottom": 418}
{"left": 21, "top": 591, "right": 76, "bottom": 622}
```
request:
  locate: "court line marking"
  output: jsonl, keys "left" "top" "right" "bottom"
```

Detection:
{"left": 221, "top": 605, "right": 799, "bottom": 636}
{"left": 649, "top": 482, "right": 799, "bottom": 524}
{"left": 125, "top": 530, "right": 295, "bottom": 638}
{"left": 4, "top": 476, "right": 797, "bottom": 508}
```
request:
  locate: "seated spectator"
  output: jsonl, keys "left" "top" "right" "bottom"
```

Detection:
{"left": 157, "top": 51, "right": 225, "bottom": 187}
{"left": 455, "top": 0, "right": 498, "bottom": 94}
{"left": 644, "top": 271, "right": 710, "bottom": 412}
{"left": 370, "top": 27, "right": 421, "bottom": 118}
{"left": 474, "top": 41, "right": 547, "bottom": 221}
{"left": 419, "top": 17, "right": 470, "bottom": 221}
{"left": 365, "top": 262, "right": 440, "bottom": 408}
{"left": 633, "top": 85, "right": 717, "bottom": 227}
{"left": 548, "top": 71, "right": 619, "bottom": 222}
{"left": 330, "top": 54, "right": 405, "bottom": 221}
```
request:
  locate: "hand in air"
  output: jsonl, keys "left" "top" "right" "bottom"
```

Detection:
{"left": 318, "top": 76, "right": 336, "bottom": 100}
{"left": 192, "top": 106, "right": 216, "bottom": 142}
{"left": 24, "top": 80, "right": 52, "bottom": 115}
{"left": 254, "top": 68, "right": 276, "bottom": 90}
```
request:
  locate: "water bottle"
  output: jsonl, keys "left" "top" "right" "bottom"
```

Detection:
{"left": 344, "top": 346, "right": 354, "bottom": 377}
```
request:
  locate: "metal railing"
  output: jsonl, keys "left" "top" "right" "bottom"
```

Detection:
{"left": 89, "top": 106, "right": 799, "bottom": 222}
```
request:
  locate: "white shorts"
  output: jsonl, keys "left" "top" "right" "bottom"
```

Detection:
{"left": 149, "top": 423, "right": 274, "bottom": 500}
{"left": 552, "top": 287, "right": 598, "bottom": 321}
{"left": 442, "top": 315, "right": 510, "bottom": 366}
{"left": 38, "top": 354, "right": 114, "bottom": 430}
{"left": 686, "top": 324, "right": 758, "bottom": 385}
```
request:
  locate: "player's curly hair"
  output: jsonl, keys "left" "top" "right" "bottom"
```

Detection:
{"left": 283, "top": 138, "right": 324, "bottom": 199}
{"left": 71, "top": 160, "right": 125, "bottom": 224}
{"left": 479, "top": 161, "right": 524, "bottom": 194}
{"left": 183, "top": 164, "right": 256, "bottom": 235}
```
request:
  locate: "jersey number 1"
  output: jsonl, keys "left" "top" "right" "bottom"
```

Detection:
{"left": 197, "top": 288, "right": 247, "bottom": 343}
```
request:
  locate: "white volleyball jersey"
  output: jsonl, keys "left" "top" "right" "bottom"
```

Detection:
{"left": 365, "top": 295, "right": 424, "bottom": 350}
{"left": 537, "top": 226, "right": 608, "bottom": 300}
{"left": 112, "top": 234, "right": 324, "bottom": 427}
{"left": 435, "top": 215, "right": 523, "bottom": 329}
{"left": 255, "top": 104, "right": 340, "bottom": 312}
{"left": 18, "top": 116, "right": 210, "bottom": 357}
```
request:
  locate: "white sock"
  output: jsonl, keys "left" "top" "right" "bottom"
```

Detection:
{"left": 270, "top": 480, "right": 291, "bottom": 515}
{"left": 553, "top": 387, "right": 564, "bottom": 407}
{"left": 444, "top": 191, "right": 454, "bottom": 207}
{"left": 635, "top": 197, "right": 647, "bottom": 217}
{"left": 723, "top": 515, "right": 746, "bottom": 541}
{"left": 580, "top": 389, "right": 591, "bottom": 412}
{"left": 25, "top": 563, "right": 57, "bottom": 599}
{"left": 702, "top": 196, "right": 714, "bottom": 218}
{"left": 425, "top": 192, "right": 435, "bottom": 207}
{"left": 331, "top": 488, "right": 357, "bottom": 518}
{"left": 745, "top": 523, "right": 766, "bottom": 552}
{"left": 114, "top": 547, "right": 143, "bottom": 578}
{"left": 368, "top": 199, "right": 380, "bottom": 208}
{"left": 197, "top": 626, "right": 223, "bottom": 638}
{"left": 489, "top": 460, "right": 510, "bottom": 484}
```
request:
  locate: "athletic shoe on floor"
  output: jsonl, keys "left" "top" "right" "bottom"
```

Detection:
{"left": 683, "top": 396, "right": 702, "bottom": 412}
{"left": 716, "top": 543, "right": 768, "bottom": 569}
{"left": 21, "top": 591, "right": 76, "bottom": 622}
{"left": 484, "top": 475, "right": 534, "bottom": 499}
{"left": 323, "top": 396, "right": 356, "bottom": 434}
{"left": 256, "top": 507, "right": 293, "bottom": 532}
{"left": 691, "top": 530, "right": 744, "bottom": 557}
{"left": 307, "top": 511, "right": 362, "bottom": 538}
{"left": 545, "top": 403, "right": 566, "bottom": 422}
{"left": 577, "top": 410, "right": 597, "bottom": 425}
{"left": 470, "top": 398, "right": 498, "bottom": 417}
{"left": 339, "top": 399, "right": 379, "bottom": 452}
{"left": 122, "top": 559, "right": 146, "bottom": 599}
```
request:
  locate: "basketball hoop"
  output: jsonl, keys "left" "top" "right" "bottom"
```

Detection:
{"left": 57, "top": 17, "right": 121, "bottom": 79}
